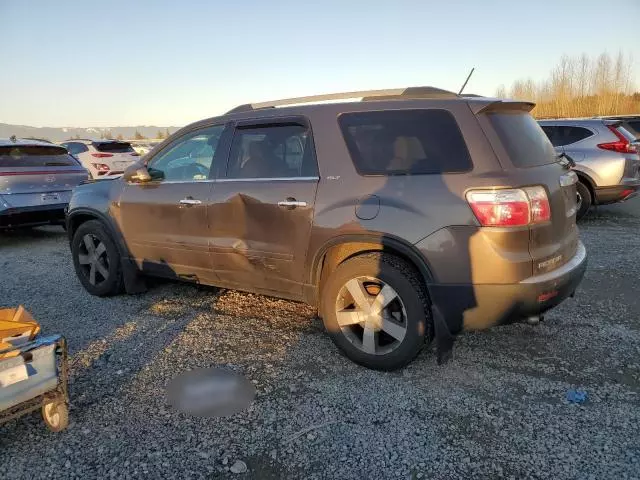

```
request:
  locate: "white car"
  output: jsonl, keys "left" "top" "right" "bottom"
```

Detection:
{"left": 60, "top": 139, "right": 140, "bottom": 179}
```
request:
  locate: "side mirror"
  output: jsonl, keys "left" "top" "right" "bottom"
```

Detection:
{"left": 123, "top": 164, "right": 152, "bottom": 183}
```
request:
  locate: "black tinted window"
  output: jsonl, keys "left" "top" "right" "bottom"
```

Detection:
{"left": 489, "top": 113, "right": 555, "bottom": 167}
{"left": 339, "top": 109, "right": 472, "bottom": 175}
{"left": 227, "top": 124, "right": 317, "bottom": 179}
{"left": 93, "top": 141, "right": 134, "bottom": 153}
{"left": 0, "top": 145, "right": 79, "bottom": 167}
{"left": 623, "top": 120, "right": 640, "bottom": 137}
{"left": 545, "top": 126, "right": 593, "bottom": 147}
{"left": 64, "top": 142, "right": 88, "bottom": 155}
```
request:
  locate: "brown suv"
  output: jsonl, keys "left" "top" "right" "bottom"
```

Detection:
{"left": 66, "top": 87, "right": 587, "bottom": 370}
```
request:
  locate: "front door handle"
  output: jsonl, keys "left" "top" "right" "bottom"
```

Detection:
{"left": 180, "top": 197, "right": 202, "bottom": 206}
{"left": 278, "top": 198, "right": 307, "bottom": 209}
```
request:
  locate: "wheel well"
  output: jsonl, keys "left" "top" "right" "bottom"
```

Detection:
{"left": 68, "top": 213, "right": 99, "bottom": 239}
{"left": 575, "top": 172, "right": 595, "bottom": 200}
{"left": 314, "top": 241, "right": 431, "bottom": 308}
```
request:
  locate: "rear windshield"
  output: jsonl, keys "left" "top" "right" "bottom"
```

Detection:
{"left": 339, "top": 109, "right": 472, "bottom": 175}
{"left": 0, "top": 145, "right": 79, "bottom": 168}
{"left": 625, "top": 120, "right": 640, "bottom": 137}
{"left": 488, "top": 113, "right": 556, "bottom": 168}
{"left": 93, "top": 141, "right": 134, "bottom": 153}
{"left": 615, "top": 125, "right": 638, "bottom": 142}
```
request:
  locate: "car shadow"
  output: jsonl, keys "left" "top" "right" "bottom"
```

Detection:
{"left": 0, "top": 225, "right": 67, "bottom": 247}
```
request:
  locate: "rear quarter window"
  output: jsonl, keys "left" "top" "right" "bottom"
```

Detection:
{"left": 489, "top": 113, "right": 556, "bottom": 167}
{"left": 0, "top": 145, "right": 79, "bottom": 167}
{"left": 338, "top": 109, "right": 472, "bottom": 175}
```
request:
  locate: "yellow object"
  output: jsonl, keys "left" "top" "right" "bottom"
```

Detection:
{"left": 0, "top": 306, "right": 40, "bottom": 359}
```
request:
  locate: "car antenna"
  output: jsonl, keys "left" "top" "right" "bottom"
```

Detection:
{"left": 457, "top": 67, "right": 475, "bottom": 95}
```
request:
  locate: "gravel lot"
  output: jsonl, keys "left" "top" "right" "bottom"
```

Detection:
{"left": 1, "top": 199, "right": 639, "bottom": 479}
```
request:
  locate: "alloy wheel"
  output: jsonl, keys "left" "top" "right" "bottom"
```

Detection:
{"left": 334, "top": 276, "right": 408, "bottom": 355}
{"left": 77, "top": 234, "right": 110, "bottom": 286}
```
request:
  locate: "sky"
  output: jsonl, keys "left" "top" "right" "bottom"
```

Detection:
{"left": 1, "top": 0, "right": 639, "bottom": 127}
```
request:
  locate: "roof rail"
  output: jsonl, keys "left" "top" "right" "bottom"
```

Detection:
{"left": 226, "top": 86, "right": 458, "bottom": 114}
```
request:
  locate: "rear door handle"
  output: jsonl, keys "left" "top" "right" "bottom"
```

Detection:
{"left": 180, "top": 197, "right": 202, "bottom": 206}
{"left": 278, "top": 198, "right": 307, "bottom": 209}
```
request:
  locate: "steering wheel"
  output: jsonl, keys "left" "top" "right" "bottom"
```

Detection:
{"left": 183, "top": 162, "right": 209, "bottom": 180}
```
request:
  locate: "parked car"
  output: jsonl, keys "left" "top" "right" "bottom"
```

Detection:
{"left": 60, "top": 139, "right": 139, "bottom": 179}
{"left": 130, "top": 141, "right": 161, "bottom": 157}
{"left": 538, "top": 118, "right": 640, "bottom": 219}
{"left": 66, "top": 87, "right": 587, "bottom": 370}
{"left": 0, "top": 138, "right": 88, "bottom": 229}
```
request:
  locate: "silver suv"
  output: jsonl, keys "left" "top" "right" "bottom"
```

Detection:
{"left": 538, "top": 118, "right": 640, "bottom": 219}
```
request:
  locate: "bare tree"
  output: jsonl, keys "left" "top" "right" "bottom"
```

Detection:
{"left": 503, "top": 50, "right": 637, "bottom": 118}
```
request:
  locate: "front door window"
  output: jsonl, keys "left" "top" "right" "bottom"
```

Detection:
{"left": 148, "top": 126, "right": 225, "bottom": 182}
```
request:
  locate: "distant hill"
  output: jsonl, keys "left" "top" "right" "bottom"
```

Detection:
{"left": 0, "top": 124, "right": 182, "bottom": 142}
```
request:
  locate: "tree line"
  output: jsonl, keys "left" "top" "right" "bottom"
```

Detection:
{"left": 98, "top": 128, "right": 172, "bottom": 140}
{"left": 495, "top": 51, "right": 639, "bottom": 118}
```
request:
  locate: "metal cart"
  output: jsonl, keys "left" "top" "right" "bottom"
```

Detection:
{"left": 0, "top": 335, "right": 69, "bottom": 432}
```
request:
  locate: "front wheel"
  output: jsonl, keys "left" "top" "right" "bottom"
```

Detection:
{"left": 576, "top": 181, "right": 592, "bottom": 221}
{"left": 321, "top": 253, "right": 432, "bottom": 371}
{"left": 71, "top": 220, "right": 123, "bottom": 296}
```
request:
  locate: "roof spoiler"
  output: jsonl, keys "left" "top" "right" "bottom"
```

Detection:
{"left": 470, "top": 99, "right": 536, "bottom": 115}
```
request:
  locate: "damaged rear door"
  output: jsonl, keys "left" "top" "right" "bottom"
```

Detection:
{"left": 208, "top": 117, "right": 319, "bottom": 298}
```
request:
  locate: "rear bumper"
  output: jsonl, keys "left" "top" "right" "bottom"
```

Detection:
{"left": 0, "top": 204, "right": 67, "bottom": 228}
{"left": 428, "top": 242, "right": 587, "bottom": 332}
{"left": 594, "top": 181, "right": 640, "bottom": 204}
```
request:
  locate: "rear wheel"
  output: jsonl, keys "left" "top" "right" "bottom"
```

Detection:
{"left": 576, "top": 181, "right": 592, "bottom": 220}
{"left": 72, "top": 220, "right": 123, "bottom": 296}
{"left": 321, "top": 253, "right": 432, "bottom": 371}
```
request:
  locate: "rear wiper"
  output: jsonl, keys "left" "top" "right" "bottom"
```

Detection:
{"left": 556, "top": 152, "right": 576, "bottom": 168}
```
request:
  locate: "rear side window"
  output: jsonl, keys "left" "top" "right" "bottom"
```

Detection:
{"left": 0, "top": 145, "right": 79, "bottom": 167}
{"left": 93, "top": 141, "right": 134, "bottom": 153}
{"left": 227, "top": 124, "right": 317, "bottom": 178}
{"left": 489, "top": 113, "right": 555, "bottom": 167}
{"left": 339, "top": 109, "right": 472, "bottom": 175}
{"left": 541, "top": 125, "right": 593, "bottom": 147}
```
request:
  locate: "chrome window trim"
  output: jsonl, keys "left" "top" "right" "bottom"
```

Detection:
{"left": 217, "top": 176, "right": 319, "bottom": 183}
{"left": 128, "top": 176, "right": 320, "bottom": 185}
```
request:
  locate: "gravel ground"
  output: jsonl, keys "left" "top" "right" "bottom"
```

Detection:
{"left": 1, "top": 199, "right": 639, "bottom": 479}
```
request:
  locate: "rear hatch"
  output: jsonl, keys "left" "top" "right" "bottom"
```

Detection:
{"left": 0, "top": 144, "right": 88, "bottom": 210}
{"left": 478, "top": 103, "right": 579, "bottom": 277}
{"left": 610, "top": 123, "right": 640, "bottom": 181}
{"left": 92, "top": 141, "right": 139, "bottom": 172}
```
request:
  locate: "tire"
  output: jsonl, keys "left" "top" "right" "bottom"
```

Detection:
{"left": 321, "top": 253, "right": 432, "bottom": 371}
{"left": 576, "top": 181, "right": 592, "bottom": 221}
{"left": 42, "top": 400, "right": 69, "bottom": 432}
{"left": 71, "top": 220, "right": 123, "bottom": 296}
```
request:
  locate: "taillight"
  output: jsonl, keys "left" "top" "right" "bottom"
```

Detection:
{"left": 466, "top": 186, "right": 551, "bottom": 227}
{"left": 91, "top": 152, "right": 114, "bottom": 158}
{"left": 91, "top": 163, "right": 110, "bottom": 172}
{"left": 525, "top": 186, "right": 552, "bottom": 223}
{"left": 597, "top": 126, "right": 636, "bottom": 154}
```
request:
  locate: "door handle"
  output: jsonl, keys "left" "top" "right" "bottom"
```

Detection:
{"left": 278, "top": 198, "right": 307, "bottom": 209}
{"left": 179, "top": 197, "right": 202, "bottom": 206}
